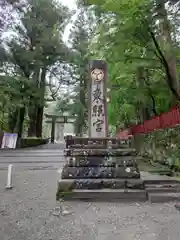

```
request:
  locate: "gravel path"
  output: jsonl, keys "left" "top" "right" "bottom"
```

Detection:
{"left": 0, "top": 169, "right": 180, "bottom": 240}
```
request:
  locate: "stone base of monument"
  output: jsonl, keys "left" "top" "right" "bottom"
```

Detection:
{"left": 61, "top": 165, "right": 140, "bottom": 179}
{"left": 56, "top": 136, "right": 180, "bottom": 203}
{"left": 57, "top": 178, "right": 180, "bottom": 203}
{"left": 56, "top": 179, "right": 147, "bottom": 202}
{"left": 57, "top": 179, "right": 144, "bottom": 189}
{"left": 57, "top": 136, "right": 147, "bottom": 202}
{"left": 57, "top": 189, "right": 147, "bottom": 202}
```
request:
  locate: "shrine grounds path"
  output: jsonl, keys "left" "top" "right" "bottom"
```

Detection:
{"left": 0, "top": 144, "right": 180, "bottom": 240}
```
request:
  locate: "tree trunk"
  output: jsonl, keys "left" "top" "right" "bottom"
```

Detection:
{"left": 155, "top": 0, "right": 179, "bottom": 99}
{"left": 75, "top": 72, "right": 87, "bottom": 136}
{"left": 143, "top": 69, "right": 158, "bottom": 116}
{"left": 28, "top": 68, "right": 40, "bottom": 137}
{"left": 36, "top": 67, "right": 46, "bottom": 138}
{"left": 17, "top": 107, "right": 26, "bottom": 138}
{"left": 50, "top": 117, "right": 55, "bottom": 143}
{"left": 8, "top": 108, "right": 18, "bottom": 133}
{"left": 36, "top": 107, "right": 44, "bottom": 138}
{"left": 28, "top": 106, "right": 37, "bottom": 137}
{"left": 136, "top": 67, "right": 152, "bottom": 122}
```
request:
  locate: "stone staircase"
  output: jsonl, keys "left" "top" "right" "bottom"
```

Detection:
{"left": 57, "top": 179, "right": 147, "bottom": 202}
{"left": 144, "top": 179, "right": 180, "bottom": 202}
{"left": 56, "top": 136, "right": 180, "bottom": 203}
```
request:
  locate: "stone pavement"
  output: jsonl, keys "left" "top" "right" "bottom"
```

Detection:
{"left": 0, "top": 146, "right": 180, "bottom": 239}
{"left": 0, "top": 145, "right": 65, "bottom": 170}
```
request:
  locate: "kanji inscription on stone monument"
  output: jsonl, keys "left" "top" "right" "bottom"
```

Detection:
{"left": 89, "top": 60, "right": 108, "bottom": 137}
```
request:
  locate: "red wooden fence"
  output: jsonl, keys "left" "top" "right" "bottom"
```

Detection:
{"left": 117, "top": 106, "right": 180, "bottom": 138}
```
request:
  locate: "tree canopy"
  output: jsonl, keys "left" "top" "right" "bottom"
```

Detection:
{"left": 0, "top": 0, "right": 180, "bottom": 147}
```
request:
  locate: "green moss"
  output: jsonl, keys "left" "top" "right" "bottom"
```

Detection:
{"left": 18, "top": 137, "right": 49, "bottom": 148}
{"left": 56, "top": 190, "right": 73, "bottom": 201}
{"left": 56, "top": 181, "right": 74, "bottom": 201}
{"left": 135, "top": 126, "right": 180, "bottom": 174}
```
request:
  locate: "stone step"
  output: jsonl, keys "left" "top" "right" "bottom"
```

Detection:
{"left": 58, "top": 178, "right": 144, "bottom": 190}
{"left": 67, "top": 163, "right": 139, "bottom": 168}
{"left": 66, "top": 156, "right": 139, "bottom": 167}
{"left": 61, "top": 165, "right": 140, "bottom": 179}
{"left": 149, "top": 169, "right": 172, "bottom": 176}
{"left": 64, "top": 136, "right": 131, "bottom": 144}
{"left": 146, "top": 183, "right": 180, "bottom": 188}
{"left": 59, "top": 189, "right": 147, "bottom": 202}
{"left": 145, "top": 183, "right": 180, "bottom": 193}
{"left": 66, "top": 148, "right": 137, "bottom": 157}
{"left": 146, "top": 187, "right": 180, "bottom": 193}
{"left": 144, "top": 179, "right": 180, "bottom": 185}
{"left": 148, "top": 192, "right": 180, "bottom": 203}
{"left": 67, "top": 144, "right": 130, "bottom": 149}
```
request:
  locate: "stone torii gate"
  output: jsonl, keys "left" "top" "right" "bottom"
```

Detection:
{"left": 45, "top": 114, "right": 75, "bottom": 143}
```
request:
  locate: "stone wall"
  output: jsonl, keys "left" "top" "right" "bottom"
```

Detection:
{"left": 134, "top": 126, "right": 180, "bottom": 171}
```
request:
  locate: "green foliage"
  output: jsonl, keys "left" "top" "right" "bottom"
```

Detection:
{"left": 0, "top": 0, "right": 72, "bottom": 137}
{"left": 135, "top": 126, "right": 180, "bottom": 172}
{"left": 77, "top": 0, "right": 180, "bottom": 171}
{"left": 0, "top": 0, "right": 180, "bottom": 159}
{"left": 86, "top": 0, "right": 180, "bottom": 128}
{"left": 55, "top": 5, "right": 96, "bottom": 136}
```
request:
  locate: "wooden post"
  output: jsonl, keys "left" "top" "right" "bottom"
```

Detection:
{"left": 6, "top": 164, "right": 13, "bottom": 189}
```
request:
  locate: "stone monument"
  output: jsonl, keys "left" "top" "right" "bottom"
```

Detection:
{"left": 57, "top": 60, "right": 146, "bottom": 202}
{"left": 88, "top": 61, "right": 108, "bottom": 138}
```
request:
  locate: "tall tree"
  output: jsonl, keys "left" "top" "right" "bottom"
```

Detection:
{"left": 84, "top": 0, "right": 180, "bottom": 129}
{"left": 67, "top": 5, "right": 95, "bottom": 136}
{"left": 6, "top": 0, "right": 71, "bottom": 137}
{"left": 0, "top": 0, "right": 24, "bottom": 34}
